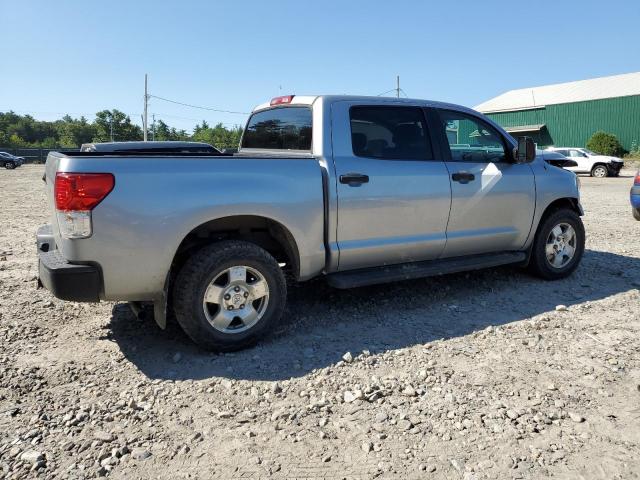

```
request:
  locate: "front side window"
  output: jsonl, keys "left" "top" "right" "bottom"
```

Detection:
{"left": 349, "top": 106, "right": 433, "bottom": 160}
{"left": 437, "top": 110, "right": 507, "bottom": 162}
{"left": 242, "top": 107, "right": 312, "bottom": 150}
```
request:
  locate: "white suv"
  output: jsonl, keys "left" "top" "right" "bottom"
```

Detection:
{"left": 545, "top": 147, "right": 623, "bottom": 177}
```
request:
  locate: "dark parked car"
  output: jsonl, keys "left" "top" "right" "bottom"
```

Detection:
{"left": 0, "top": 152, "right": 23, "bottom": 169}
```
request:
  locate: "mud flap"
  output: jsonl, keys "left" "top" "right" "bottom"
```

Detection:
{"left": 154, "top": 293, "right": 167, "bottom": 330}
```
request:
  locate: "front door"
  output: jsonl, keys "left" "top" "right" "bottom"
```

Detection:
{"left": 332, "top": 102, "right": 452, "bottom": 271}
{"left": 567, "top": 149, "right": 591, "bottom": 173}
{"left": 432, "top": 108, "right": 536, "bottom": 258}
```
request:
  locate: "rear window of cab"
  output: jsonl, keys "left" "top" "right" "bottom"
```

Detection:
{"left": 241, "top": 107, "right": 312, "bottom": 151}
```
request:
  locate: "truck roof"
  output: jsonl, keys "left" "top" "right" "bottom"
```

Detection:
{"left": 251, "top": 95, "right": 480, "bottom": 116}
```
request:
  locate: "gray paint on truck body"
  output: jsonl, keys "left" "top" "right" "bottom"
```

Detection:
{"left": 42, "top": 95, "right": 581, "bottom": 304}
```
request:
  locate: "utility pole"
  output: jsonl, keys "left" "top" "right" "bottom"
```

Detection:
{"left": 396, "top": 75, "right": 400, "bottom": 98}
{"left": 152, "top": 114, "right": 156, "bottom": 141}
{"left": 143, "top": 74, "right": 148, "bottom": 141}
{"left": 110, "top": 116, "right": 114, "bottom": 142}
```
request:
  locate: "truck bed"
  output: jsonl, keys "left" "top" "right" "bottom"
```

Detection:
{"left": 44, "top": 151, "right": 327, "bottom": 301}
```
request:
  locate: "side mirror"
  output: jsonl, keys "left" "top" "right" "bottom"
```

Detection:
{"left": 515, "top": 137, "right": 536, "bottom": 163}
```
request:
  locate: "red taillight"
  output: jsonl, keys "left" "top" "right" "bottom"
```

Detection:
{"left": 270, "top": 95, "right": 295, "bottom": 106}
{"left": 54, "top": 173, "right": 114, "bottom": 211}
{"left": 635, "top": 172, "right": 640, "bottom": 185}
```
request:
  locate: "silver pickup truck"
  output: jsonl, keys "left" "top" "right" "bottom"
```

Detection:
{"left": 37, "top": 95, "right": 584, "bottom": 351}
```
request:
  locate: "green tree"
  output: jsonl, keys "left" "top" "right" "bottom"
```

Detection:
{"left": 93, "top": 110, "right": 142, "bottom": 142}
{"left": 57, "top": 116, "right": 96, "bottom": 147}
{"left": 1, "top": 110, "right": 242, "bottom": 149}
{"left": 586, "top": 131, "right": 624, "bottom": 157}
{"left": 192, "top": 122, "right": 243, "bottom": 150}
{"left": 154, "top": 120, "right": 174, "bottom": 140}
{"left": 153, "top": 119, "right": 190, "bottom": 141}
{"left": 8, "top": 133, "right": 27, "bottom": 147}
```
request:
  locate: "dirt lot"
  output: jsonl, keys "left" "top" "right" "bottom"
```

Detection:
{"left": 0, "top": 165, "right": 639, "bottom": 479}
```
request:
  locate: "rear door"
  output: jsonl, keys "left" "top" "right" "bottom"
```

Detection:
{"left": 332, "top": 102, "right": 452, "bottom": 270}
{"left": 431, "top": 108, "right": 535, "bottom": 258}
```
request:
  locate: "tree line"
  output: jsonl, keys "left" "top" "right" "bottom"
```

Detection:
{"left": 0, "top": 110, "right": 243, "bottom": 150}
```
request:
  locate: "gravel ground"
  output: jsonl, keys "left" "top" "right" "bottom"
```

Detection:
{"left": 1, "top": 164, "right": 639, "bottom": 479}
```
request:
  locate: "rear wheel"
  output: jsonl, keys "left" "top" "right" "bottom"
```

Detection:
{"left": 4, "top": 161, "right": 15, "bottom": 170}
{"left": 173, "top": 240, "right": 286, "bottom": 351}
{"left": 528, "top": 208, "right": 585, "bottom": 280}
{"left": 590, "top": 164, "right": 608, "bottom": 178}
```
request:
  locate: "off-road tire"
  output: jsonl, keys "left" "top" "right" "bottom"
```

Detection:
{"left": 173, "top": 240, "right": 286, "bottom": 351}
{"left": 528, "top": 208, "right": 585, "bottom": 280}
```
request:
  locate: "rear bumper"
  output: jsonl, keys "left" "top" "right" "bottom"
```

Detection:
{"left": 37, "top": 224, "right": 101, "bottom": 302}
{"left": 38, "top": 250, "right": 101, "bottom": 302}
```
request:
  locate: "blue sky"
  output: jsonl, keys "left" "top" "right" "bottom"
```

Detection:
{"left": 1, "top": 0, "right": 639, "bottom": 131}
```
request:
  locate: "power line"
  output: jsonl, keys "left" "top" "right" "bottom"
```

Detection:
{"left": 148, "top": 95, "right": 249, "bottom": 115}
{"left": 151, "top": 112, "right": 242, "bottom": 126}
{"left": 376, "top": 89, "right": 397, "bottom": 97}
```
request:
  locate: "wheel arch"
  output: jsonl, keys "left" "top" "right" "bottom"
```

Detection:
{"left": 526, "top": 198, "right": 586, "bottom": 279}
{"left": 152, "top": 215, "right": 300, "bottom": 330}
{"left": 540, "top": 197, "right": 583, "bottom": 219}
{"left": 523, "top": 196, "right": 582, "bottom": 260}
{"left": 170, "top": 214, "right": 300, "bottom": 283}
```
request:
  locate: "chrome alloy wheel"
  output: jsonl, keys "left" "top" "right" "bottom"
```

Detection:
{"left": 545, "top": 223, "right": 577, "bottom": 269}
{"left": 202, "top": 265, "right": 269, "bottom": 333}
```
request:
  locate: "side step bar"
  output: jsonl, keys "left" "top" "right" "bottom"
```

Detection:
{"left": 326, "top": 252, "right": 527, "bottom": 289}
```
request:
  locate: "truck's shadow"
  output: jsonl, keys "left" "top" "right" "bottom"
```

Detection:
{"left": 107, "top": 249, "right": 639, "bottom": 382}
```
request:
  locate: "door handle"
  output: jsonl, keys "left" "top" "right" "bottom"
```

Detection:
{"left": 451, "top": 172, "right": 475, "bottom": 184}
{"left": 340, "top": 173, "right": 369, "bottom": 186}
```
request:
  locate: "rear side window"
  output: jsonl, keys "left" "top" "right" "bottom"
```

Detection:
{"left": 349, "top": 106, "right": 433, "bottom": 160}
{"left": 241, "top": 107, "right": 312, "bottom": 150}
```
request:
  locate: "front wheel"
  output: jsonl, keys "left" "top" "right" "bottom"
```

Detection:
{"left": 4, "top": 162, "right": 15, "bottom": 170}
{"left": 528, "top": 208, "right": 585, "bottom": 280}
{"left": 591, "top": 164, "right": 608, "bottom": 178}
{"left": 173, "top": 240, "right": 286, "bottom": 351}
